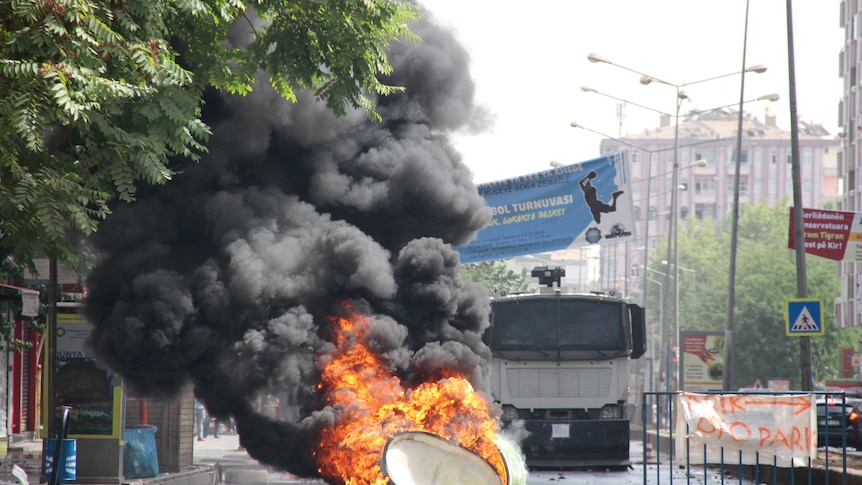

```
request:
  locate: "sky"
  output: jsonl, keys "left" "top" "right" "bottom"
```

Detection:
{"left": 422, "top": 1, "right": 844, "bottom": 184}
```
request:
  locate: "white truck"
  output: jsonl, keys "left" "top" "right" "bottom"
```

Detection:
{"left": 486, "top": 266, "right": 646, "bottom": 469}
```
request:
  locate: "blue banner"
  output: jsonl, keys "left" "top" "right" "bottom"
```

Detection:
{"left": 456, "top": 152, "right": 634, "bottom": 263}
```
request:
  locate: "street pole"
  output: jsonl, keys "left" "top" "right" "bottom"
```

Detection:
{"left": 647, "top": 276, "right": 664, "bottom": 393}
{"left": 786, "top": 0, "right": 813, "bottom": 391}
{"left": 660, "top": 91, "right": 683, "bottom": 392}
{"left": 723, "top": 0, "right": 751, "bottom": 392}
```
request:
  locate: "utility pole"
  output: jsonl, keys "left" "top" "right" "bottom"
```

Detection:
{"left": 786, "top": 0, "right": 813, "bottom": 391}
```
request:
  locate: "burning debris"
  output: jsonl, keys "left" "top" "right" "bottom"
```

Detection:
{"left": 382, "top": 431, "right": 506, "bottom": 485}
{"left": 81, "top": 5, "right": 524, "bottom": 484}
{"left": 315, "top": 303, "right": 505, "bottom": 484}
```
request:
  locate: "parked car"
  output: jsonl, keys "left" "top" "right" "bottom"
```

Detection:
{"left": 817, "top": 397, "right": 862, "bottom": 449}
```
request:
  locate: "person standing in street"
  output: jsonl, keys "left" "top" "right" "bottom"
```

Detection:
{"left": 204, "top": 414, "right": 221, "bottom": 438}
{"left": 194, "top": 399, "right": 206, "bottom": 441}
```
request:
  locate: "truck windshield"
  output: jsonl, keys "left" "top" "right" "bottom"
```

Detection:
{"left": 490, "top": 297, "right": 626, "bottom": 352}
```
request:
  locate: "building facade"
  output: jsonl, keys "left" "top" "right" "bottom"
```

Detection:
{"left": 597, "top": 108, "right": 839, "bottom": 300}
{"left": 835, "top": 0, "right": 862, "bottom": 327}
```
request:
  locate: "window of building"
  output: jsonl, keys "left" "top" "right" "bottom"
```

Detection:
{"left": 648, "top": 206, "right": 657, "bottom": 221}
{"left": 753, "top": 179, "right": 762, "bottom": 194}
{"left": 802, "top": 181, "right": 812, "bottom": 194}
{"left": 695, "top": 203, "right": 716, "bottom": 220}
{"left": 631, "top": 151, "right": 640, "bottom": 164}
{"left": 681, "top": 149, "right": 691, "bottom": 164}
{"left": 785, "top": 179, "right": 792, "bottom": 193}
{"left": 665, "top": 176, "right": 673, "bottom": 192}
{"left": 770, "top": 149, "right": 777, "bottom": 164}
{"left": 727, "top": 146, "right": 749, "bottom": 166}
{"left": 650, "top": 178, "right": 659, "bottom": 193}
{"left": 802, "top": 147, "right": 813, "bottom": 165}
{"left": 632, "top": 180, "right": 641, "bottom": 194}
{"left": 753, "top": 148, "right": 763, "bottom": 166}
{"left": 648, "top": 237, "right": 657, "bottom": 249}
{"left": 695, "top": 147, "right": 716, "bottom": 166}
{"left": 681, "top": 206, "right": 689, "bottom": 218}
{"left": 768, "top": 180, "right": 777, "bottom": 194}
{"left": 726, "top": 177, "right": 749, "bottom": 194}
{"left": 666, "top": 151, "right": 673, "bottom": 164}
{"left": 634, "top": 205, "right": 642, "bottom": 220}
{"left": 695, "top": 178, "right": 715, "bottom": 195}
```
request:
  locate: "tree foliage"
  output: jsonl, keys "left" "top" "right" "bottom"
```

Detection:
{"left": 646, "top": 200, "right": 854, "bottom": 390}
{"left": 460, "top": 260, "right": 530, "bottom": 297}
{"left": 0, "top": 0, "right": 419, "bottom": 271}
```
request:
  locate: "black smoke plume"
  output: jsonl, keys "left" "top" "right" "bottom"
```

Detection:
{"left": 83, "top": 7, "right": 493, "bottom": 478}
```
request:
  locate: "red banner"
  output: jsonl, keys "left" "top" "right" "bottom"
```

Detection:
{"left": 788, "top": 207, "right": 859, "bottom": 261}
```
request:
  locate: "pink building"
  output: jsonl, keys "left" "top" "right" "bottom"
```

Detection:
{"left": 596, "top": 108, "right": 839, "bottom": 299}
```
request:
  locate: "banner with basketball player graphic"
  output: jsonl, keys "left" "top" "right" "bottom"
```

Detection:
{"left": 455, "top": 152, "right": 634, "bottom": 264}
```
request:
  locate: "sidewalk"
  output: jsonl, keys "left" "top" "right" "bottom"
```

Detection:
{"left": 193, "top": 433, "right": 318, "bottom": 484}
{"left": 0, "top": 431, "right": 318, "bottom": 485}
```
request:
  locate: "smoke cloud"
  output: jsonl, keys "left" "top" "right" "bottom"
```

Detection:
{"left": 83, "top": 6, "right": 494, "bottom": 478}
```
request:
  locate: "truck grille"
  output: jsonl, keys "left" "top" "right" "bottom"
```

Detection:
{"left": 506, "top": 368, "right": 611, "bottom": 398}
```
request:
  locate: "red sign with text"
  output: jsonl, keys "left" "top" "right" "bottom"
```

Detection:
{"left": 788, "top": 207, "right": 862, "bottom": 261}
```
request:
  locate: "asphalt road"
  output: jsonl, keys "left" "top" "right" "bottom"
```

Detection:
{"left": 196, "top": 434, "right": 763, "bottom": 484}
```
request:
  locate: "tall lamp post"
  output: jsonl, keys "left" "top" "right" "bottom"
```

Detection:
{"left": 585, "top": 52, "right": 769, "bottom": 391}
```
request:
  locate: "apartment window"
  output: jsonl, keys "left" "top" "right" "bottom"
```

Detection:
{"left": 786, "top": 179, "right": 792, "bottom": 193}
{"left": 648, "top": 237, "right": 657, "bottom": 249}
{"left": 770, "top": 149, "right": 777, "bottom": 164}
{"left": 753, "top": 148, "right": 763, "bottom": 166}
{"left": 753, "top": 179, "right": 762, "bottom": 194}
{"left": 666, "top": 151, "right": 673, "bottom": 164}
{"left": 665, "top": 177, "right": 673, "bottom": 192}
{"left": 681, "top": 149, "right": 691, "bottom": 164}
{"left": 631, "top": 151, "right": 640, "bottom": 164}
{"left": 726, "top": 177, "right": 749, "bottom": 194}
{"left": 632, "top": 180, "right": 641, "bottom": 194}
{"left": 695, "top": 178, "right": 715, "bottom": 195}
{"left": 634, "top": 205, "right": 642, "bottom": 220}
{"left": 648, "top": 206, "right": 657, "bottom": 221}
{"left": 681, "top": 207, "right": 689, "bottom": 218}
{"left": 650, "top": 178, "right": 659, "bottom": 193}
{"left": 802, "top": 147, "right": 813, "bottom": 165}
{"left": 768, "top": 180, "right": 777, "bottom": 194}
{"left": 728, "top": 147, "right": 749, "bottom": 165}
{"left": 695, "top": 147, "right": 716, "bottom": 166}
{"left": 695, "top": 203, "right": 716, "bottom": 220}
{"left": 802, "top": 181, "right": 812, "bottom": 194}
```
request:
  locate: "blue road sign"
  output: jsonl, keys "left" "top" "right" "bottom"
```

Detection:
{"left": 784, "top": 298, "right": 824, "bottom": 336}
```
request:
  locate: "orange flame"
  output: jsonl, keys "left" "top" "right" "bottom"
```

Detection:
{"left": 313, "top": 305, "right": 505, "bottom": 485}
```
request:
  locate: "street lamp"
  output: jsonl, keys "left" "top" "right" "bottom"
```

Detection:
{"left": 586, "top": 53, "right": 768, "bottom": 392}
{"left": 579, "top": 87, "right": 779, "bottom": 119}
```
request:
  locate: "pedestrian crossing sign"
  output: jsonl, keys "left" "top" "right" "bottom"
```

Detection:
{"left": 784, "top": 298, "right": 824, "bottom": 336}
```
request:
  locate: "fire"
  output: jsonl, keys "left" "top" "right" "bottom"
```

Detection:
{"left": 313, "top": 305, "right": 506, "bottom": 485}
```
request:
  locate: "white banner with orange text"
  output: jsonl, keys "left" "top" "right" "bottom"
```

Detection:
{"left": 675, "top": 392, "right": 817, "bottom": 465}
